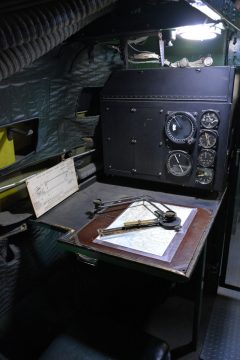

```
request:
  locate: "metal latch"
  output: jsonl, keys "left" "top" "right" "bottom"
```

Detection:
{"left": 0, "top": 223, "right": 27, "bottom": 241}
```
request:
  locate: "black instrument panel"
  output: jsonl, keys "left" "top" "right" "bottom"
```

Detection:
{"left": 101, "top": 67, "right": 236, "bottom": 193}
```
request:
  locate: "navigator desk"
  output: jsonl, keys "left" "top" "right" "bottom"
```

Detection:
{"left": 37, "top": 176, "right": 225, "bottom": 357}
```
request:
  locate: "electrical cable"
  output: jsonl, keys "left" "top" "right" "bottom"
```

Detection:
{"left": 128, "top": 42, "right": 154, "bottom": 54}
{"left": 128, "top": 59, "right": 160, "bottom": 64}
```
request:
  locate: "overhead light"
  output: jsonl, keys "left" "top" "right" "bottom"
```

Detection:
{"left": 190, "top": 1, "right": 221, "bottom": 21}
{"left": 177, "top": 23, "right": 222, "bottom": 41}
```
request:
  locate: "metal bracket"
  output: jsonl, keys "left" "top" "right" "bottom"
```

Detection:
{"left": 0, "top": 223, "right": 27, "bottom": 241}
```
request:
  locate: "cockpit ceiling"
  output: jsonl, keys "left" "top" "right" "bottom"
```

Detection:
{"left": 187, "top": 0, "right": 240, "bottom": 31}
{"left": 79, "top": 0, "right": 210, "bottom": 39}
{"left": 79, "top": 0, "right": 240, "bottom": 39}
{"left": 0, "top": 0, "right": 239, "bottom": 82}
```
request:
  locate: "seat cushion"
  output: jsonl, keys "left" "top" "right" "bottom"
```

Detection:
{"left": 39, "top": 334, "right": 113, "bottom": 360}
{"left": 39, "top": 332, "right": 171, "bottom": 360}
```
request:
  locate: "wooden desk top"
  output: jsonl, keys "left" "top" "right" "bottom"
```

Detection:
{"left": 37, "top": 177, "right": 224, "bottom": 281}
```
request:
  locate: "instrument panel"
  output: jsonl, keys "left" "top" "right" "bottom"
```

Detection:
{"left": 101, "top": 67, "right": 235, "bottom": 193}
{"left": 165, "top": 110, "right": 220, "bottom": 187}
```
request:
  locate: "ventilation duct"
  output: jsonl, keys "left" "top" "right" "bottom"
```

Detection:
{"left": 0, "top": 0, "right": 118, "bottom": 82}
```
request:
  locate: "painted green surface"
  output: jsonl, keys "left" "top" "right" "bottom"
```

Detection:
{"left": 165, "top": 34, "right": 226, "bottom": 65}
{"left": 129, "top": 31, "right": 227, "bottom": 69}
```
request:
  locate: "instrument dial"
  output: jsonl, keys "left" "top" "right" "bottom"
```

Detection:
{"left": 201, "top": 111, "right": 219, "bottom": 129}
{"left": 199, "top": 130, "right": 217, "bottom": 149}
{"left": 166, "top": 151, "right": 192, "bottom": 177}
{"left": 165, "top": 112, "right": 196, "bottom": 144}
{"left": 196, "top": 167, "right": 214, "bottom": 185}
{"left": 198, "top": 149, "right": 216, "bottom": 167}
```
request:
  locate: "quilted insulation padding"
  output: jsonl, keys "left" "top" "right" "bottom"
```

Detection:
{"left": 0, "top": 244, "right": 20, "bottom": 317}
{"left": 0, "top": 42, "right": 123, "bottom": 177}
{"left": 0, "top": 1, "right": 55, "bottom": 14}
{"left": 0, "top": 238, "right": 8, "bottom": 260}
{"left": 0, "top": 0, "right": 118, "bottom": 81}
{"left": 0, "top": 221, "right": 65, "bottom": 318}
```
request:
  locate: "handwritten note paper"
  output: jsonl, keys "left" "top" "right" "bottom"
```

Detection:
{"left": 26, "top": 158, "right": 78, "bottom": 218}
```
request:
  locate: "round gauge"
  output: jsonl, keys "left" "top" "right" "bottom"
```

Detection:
{"left": 201, "top": 111, "right": 219, "bottom": 129}
{"left": 199, "top": 130, "right": 217, "bottom": 148}
{"left": 166, "top": 151, "right": 192, "bottom": 177}
{"left": 165, "top": 112, "right": 196, "bottom": 144}
{"left": 196, "top": 167, "right": 214, "bottom": 185}
{"left": 198, "top": 149, "right": 216, "bottom": 167}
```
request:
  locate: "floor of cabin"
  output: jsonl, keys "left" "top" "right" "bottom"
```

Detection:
{"left": 144, "top": 291, "right": 213, "bottom": 360}
{"left": 145, "top": 288, "right": 240, "bottom": 360}
{"left": 146, "top": 206, "right": 240, "bottom": 360}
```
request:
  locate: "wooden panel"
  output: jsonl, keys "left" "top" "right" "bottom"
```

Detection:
{"left": 64, "top": 202, "right": 212, "bottom": 280}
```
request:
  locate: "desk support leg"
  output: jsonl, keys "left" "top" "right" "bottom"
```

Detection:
{"left": 172, "top": 244, "right": 207, "bottom": 359}
{"left": 192, "top": 243, "right": 206, "bottom": 351}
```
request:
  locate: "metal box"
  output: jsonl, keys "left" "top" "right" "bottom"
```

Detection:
{"left": 101, "top": 67, "right": 236, "bottom": 192}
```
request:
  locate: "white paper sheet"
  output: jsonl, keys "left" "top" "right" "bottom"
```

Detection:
{"left": 96, "top": 201, "right": 195, "bottom": 257}
{"left": 26, "top": 158, "right": 78, "bottom": 218}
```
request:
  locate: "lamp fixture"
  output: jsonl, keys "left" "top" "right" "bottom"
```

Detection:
{"left": 176, "top": 23, "right": 222, "bottom": 41}
{"left": 189, "top": 0, "right": 222, "bottom": 21}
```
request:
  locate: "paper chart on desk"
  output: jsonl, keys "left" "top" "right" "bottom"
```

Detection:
{"left": 95, "top": 201, "right": 196, "bottom": 258}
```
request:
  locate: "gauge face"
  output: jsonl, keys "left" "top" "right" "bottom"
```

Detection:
{"left": 199, "top": 130, "right": 217, "bottom": 148}
{"left": 165, "top": 112, "right": 196, "bottom": 144}
{"left": 166, "top": 151, "right": 192, "bottom": 177}
{"left": 196, "top": 167, "right": 214, "bottom": 185}
{"left": 201, "top": 111, "right": 219, "bottom": 129}
{"left": 198, "top": 149, "right": 216, "bottom": 167}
